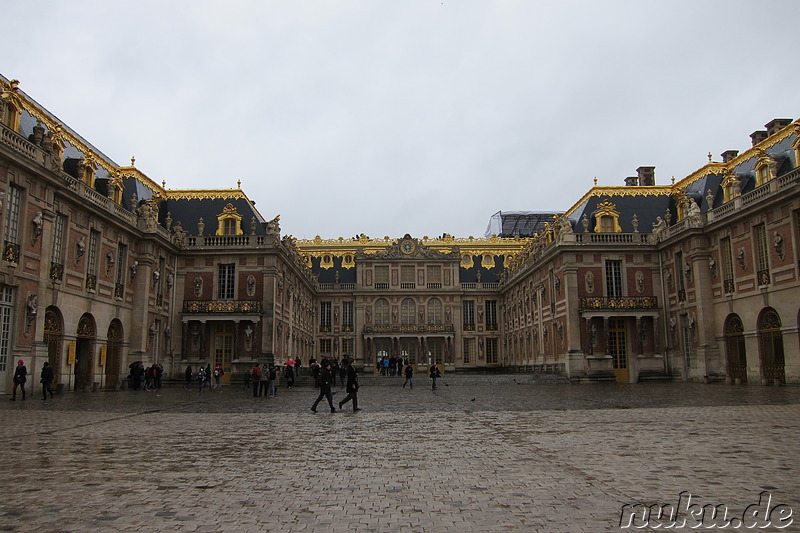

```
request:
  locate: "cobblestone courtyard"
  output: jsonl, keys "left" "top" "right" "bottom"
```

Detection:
{"left": 1, "top": 379, "right": 798, "bottom": 532}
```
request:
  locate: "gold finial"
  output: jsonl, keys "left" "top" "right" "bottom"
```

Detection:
{"left": 131, "top": 156, "right": 135, "bottom": 166}
{"left": 593, "top": 176, "right": 598, "bottom": 186}
{"left": 671, "top": 176, "right": 675, "bottom": 185}
{"left": 162, "top": 180, "right": 166, "bottom": 188}
{"left": 237, "top": 179, "right": 241, "bottom": 189}
{"left": 707, "top": 152, "right": 712, "bottom": 163}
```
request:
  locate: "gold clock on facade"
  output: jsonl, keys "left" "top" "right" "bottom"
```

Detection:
{"left": 400, "top": 239, "right": 416, "bottom": 255}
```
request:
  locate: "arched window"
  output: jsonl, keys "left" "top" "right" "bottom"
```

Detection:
{"left": 757, "top": 308, "right": 785, "bottom": 384}
{"left": 723, "top": 314, "right": 746, "bottom": 383}
{"left": 427, "top": 298, "right": 443, "bottom": 325}
{"left": 374, "top": 298, "right": 389, "bottom": 326}
{"left": 106, "top": 319, "right": 124, "bottom": 389}
{"left": 400, "top": 298, "right": 415, "bottom": 326}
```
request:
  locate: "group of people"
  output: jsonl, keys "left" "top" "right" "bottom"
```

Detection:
{"left": 311, "top": 356, "right": 360, "bottom": 413}
{"left": 248, "top": 363, "right": 278, "bottom": 397}
{"left": 10, "top": 359, "right": 54, "bottom": 401}
{"left": 130, "top": 362, "right": 164, "bottom": 391}
{"left": 376, "top": 355, "right": 406, "bottom": 376}
{"left": 8, "top": 356, "right": 441, "bottom": 405}
{"left": 184, "top": 364, "right": 225, "bottom": 392}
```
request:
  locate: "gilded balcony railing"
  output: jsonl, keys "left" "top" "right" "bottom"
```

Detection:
{"left": 362, "top": 324, "right": 455, "bottom": 334}
{"left": 183, "top": 300, "right": 263, "bottom": 313}
{"left": 579, "top": 296, "right": 658, "bottom": 311}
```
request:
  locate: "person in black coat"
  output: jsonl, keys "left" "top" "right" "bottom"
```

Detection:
{"left": 311, "top": 361, "right": 336, "bottom": 413}
{"left": 40, "top": 361, "right": 55, "bottom": 400}
{"left": 338, "top": 357, "right": 361, "bottom": 412}
{"left": 11, "top": 359, "right": 27, "bottom": 400}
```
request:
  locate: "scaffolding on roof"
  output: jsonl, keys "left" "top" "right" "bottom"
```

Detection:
{"left": 484, "top": 211, "right": 564, "bottom": 238}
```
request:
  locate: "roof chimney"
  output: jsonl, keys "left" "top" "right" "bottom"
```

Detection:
{"left": 765, "top": 118, "right": 792, "bottom": 137}
{"left": 636, "top": 166, "right": 655, "bottom": 186}
{"left": 721, "top": 150, "right": 739, "bottom": 163}
{"left": 624, "top": 176, "right": 638, "bottom": 186}
{"left": 750, "top": 130, "right": 768, "bottom": 147}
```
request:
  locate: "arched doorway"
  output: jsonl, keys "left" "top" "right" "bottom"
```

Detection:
{"left": 43, "top": 307, "right": 64, "bottom": 389}
{"left": 724, "top": 314, "right": 747, "bottom": 383}
{"left": 75, "top": 314, "right": 96, "bottom": 391}
{"left": 106, "top": 320, "right": 123, "bottom": 389}
{"left": 757, "top": 308, "right": 785, "bottom": 384}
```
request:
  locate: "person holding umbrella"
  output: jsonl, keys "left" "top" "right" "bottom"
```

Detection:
{"left": 284, "top": 362, "right": 295, "bottom": 388}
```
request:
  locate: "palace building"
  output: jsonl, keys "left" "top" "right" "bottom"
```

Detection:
{"left": 1, "top": 74, "right": 798, "bottom": 394}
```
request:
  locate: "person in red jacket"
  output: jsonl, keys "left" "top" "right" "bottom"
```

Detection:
{"left": 250, "top": 363, "right": 261, "bottom": 397}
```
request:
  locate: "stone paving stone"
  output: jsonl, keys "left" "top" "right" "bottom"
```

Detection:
{"left": 0, "top": 381, "right": 798, "bottom": 532}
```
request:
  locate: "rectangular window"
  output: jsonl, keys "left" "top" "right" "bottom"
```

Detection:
{"left": 375, "top": 265, "right": 389, "bottom": 289}
{"left": 114, "top": 243, "right": 127, "bottom": 299}
{"left": 485, "top": 300, "right": 497, "bottom": 330}
{"left": 51, "top": 213, "right": 66, "bottom": 281}
{"left": 218, "top": 263, "right": 236, "bottom": 299}
{"left": 463, "top": 300, "right": 475, "bottom": 330}
{"left": 674, "top": 252, "right": 686, "bottom": 302}
{"left": 426, "top": 265, "right": 442, "bottom": 289}
{"left": 721, "top": 237, "right": 734, "bottom": 293}
{"left": 156, "top": 256, "right": 165, "bottom": 305}
{"left": 3, "top": 185, "right": 21, "bottom": 245}
{"left": 0, "top": 284, "right": 13, "bottom": 372}
{"left": 681, "top": 315, "right": 692, "bottom": 369}
{"left": 3, "top": 185, "right": 21, "bottom": 263}
{"left": 463, "top": 338, "right": 474, "bottom": 364}
{"left": 342, "top": 301, "right": 354, "bottom": 330}
{"left": 319, "top": 338, "right": 332, "bottom": 355}
{"left": 754, "top": 223, "right": 770, "bottom": 285}
{"left": 341, "top": 338, "right": 354, "bottom": 356}
{"left": 486, "top": 338, "right": 499, "bottom": 364}
{"left": 605, "top": 260, "right": 623, "bottom": 297}
{"left": 86, "top": 230, "right": 99, "bottom": 291}
{"left": 320, "top": 301, "right": 332, "bottom": 332}
{"left": 401, "top": 265, "right": 415, "bottom": 283}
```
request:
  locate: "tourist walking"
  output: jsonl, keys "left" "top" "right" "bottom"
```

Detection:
{"left": 40, "top": 361, "right": 54, "bottom": 400}
{"left": 403, "top": 364, "right": 413, "bottom": 389}
{"left": 338, "top": 357, "right": 361, "bottom": 412}
{"left": 11, "top": 360, "right": 27, "bottom": 400}
{"left": 184, "top": 365, "right": 193, "bottom": 389}
{"left": 311, "top": 361, "right": 336, "bottom": 413}
{"left": 429, "top": 364, "right": 440, "bottom": 390}
{"left": 197, "top": 366, "right": 207, "bottom": 393}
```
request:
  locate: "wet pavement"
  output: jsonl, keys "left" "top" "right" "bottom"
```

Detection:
{"left": 1, "top": 378, "right": 798, "bottom": 532}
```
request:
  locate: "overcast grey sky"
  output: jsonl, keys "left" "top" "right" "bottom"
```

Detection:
{"left": 4, "top": 1, "right": 798, "bottom": 239}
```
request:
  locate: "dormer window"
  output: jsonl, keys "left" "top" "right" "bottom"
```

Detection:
{"left": 721, "top": 170, "right": 742, "bottom": 203}
{"left": 216, "top": 203, "right": 243, "bottom": 236}
{"left": 753, "top": 150, "right": 777, "bottom": 187}
{"left": 593, "top": 200, "right": 622, "bottom": 233}
{"left": 0, "top": 79, "right": 22, "bottom": 132}
{"left": 793, "top": 135, "right": 800, "bottom": 169}
{"left": 77, "top": 155, "right": 97, "bottom": 187}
